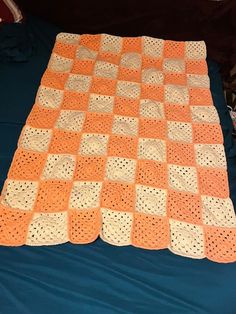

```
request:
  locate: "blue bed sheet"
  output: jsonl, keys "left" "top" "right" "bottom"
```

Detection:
{"left": 0, "top": 16, "right": 236, "bottom": 314}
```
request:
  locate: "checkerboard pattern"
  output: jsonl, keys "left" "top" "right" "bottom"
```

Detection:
{"left": 0, "top": 33, "right": 235, "bottom": 262}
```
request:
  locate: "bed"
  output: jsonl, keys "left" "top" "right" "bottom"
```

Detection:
{"left": 0, "top": 15, "right": 236, "bottom": 314}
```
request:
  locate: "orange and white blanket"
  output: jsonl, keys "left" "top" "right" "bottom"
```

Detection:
{"left": 0, "top": 33, "right": 235, "bottom": 263}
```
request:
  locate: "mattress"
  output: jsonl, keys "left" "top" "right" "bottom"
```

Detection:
{"left": 0, "top": 16, "right": 236, "bottom": 314}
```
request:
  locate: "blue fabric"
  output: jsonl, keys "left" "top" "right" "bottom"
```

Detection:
{"left": 0, "top": 16, "right": 236, "bottom": 314}
{"left": 1, "top": 241, "right": 236, "bottom": 314}
{"left": 207, "top": 59, "right": 236, "bottom": 210}
{"left": 0, "top": 22, "right": 33, "bottom": 63}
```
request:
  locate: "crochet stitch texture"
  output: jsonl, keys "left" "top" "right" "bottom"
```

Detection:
{"left": 0, "top": 33, "right": 235, "bottom": 263}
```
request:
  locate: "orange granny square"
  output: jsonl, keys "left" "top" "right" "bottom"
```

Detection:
{"left": 108, "top": 135, "right": 138, "bottom": 158}
{"left": 91, "top": 77, "right": 117, "bottom": 95}
{"left": 50, "top": 130, "right": 81, "bottom": 154}
{"left": 0, "top": 206, "right": 33, "bottom": 246}
{"left": 164, "top": 40, "right": 185, "bottom": 58}
{"left": 26, "top": 105, "right": 59, "bottom": 128}
{"left": 122, "top": 37, "right": 142, "bottom": 53}
{"left": 189, "top": 88, "right": 213, "bottom": 106}
{"left": 71, "top": 60, "right": 95, "bottom": 75}
{"left": 83, "top": 112, "right": 113, "bottom": 133}
{"left": 204, "top": 226, "right": 236, "bottom": 263}
{"left": 167, "top": 141, "right": 195, "bottom": 166}
{"left": 167, "top": 190, "right": 202, "bottom": 224}
{"left": 186, "top": 60, "right": 208, "bottom": 75}
{"left": 69, "top": 209, "right": 101, "bottom": 244}
{"left": 80, "top": 34, "right": 101, "bottom": 50}
{"left": 35, "top": 180, "right": 72, "bottom": 212}
{"left": 137, "top": 160, "right": 167, "bottom": 189}
{"left": 98, "top": 51, "right": 120, "bottom": 65}
{"left": 74, "top": 156, "right": 106, "bottom": 181}
{"left": 164, "top": 73, "right": 187, "bottom": 85}
{"left": 62, "top": 91, "right": 89, "bottom": 111}
{"left": 139, "top": 119, "right": 167, "bottom": 139}
{"left": 8, "top": 149, "right": 46, "bottom": 180}
{"left": 198, "top": 167, "right": 229, "bottom": 198}
{"left": 132, "top": 213, "right": 169, "bottom": 249}
{"left": 193, "top": 123, "right": 223, "bottom": 144}
{"left": 141, "top": 84, "right": 164, "bottom": 101}
{"left": 165, "top": 104, "right": 191, "bottom": 122}
{"left": 53, "top": 41, "right": 77, "bottom": 59}
{"left": 118, "top": 67, "right": 141, "bottom": 82}
{"left": 142, "top": 56, "right": 162, "bottom": 69}
{"left": 101, "top": 181, "right": 135, "bottom": 212}
{"left": 41, "top": 70, "right": 68, "bottom": 89}
{"left": 114, "top": 97, "right": 139, "bottom": 117}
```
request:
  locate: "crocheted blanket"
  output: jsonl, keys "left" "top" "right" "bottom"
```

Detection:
{"left": 0, "top": 33, "right": 235, "bottom": 263}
